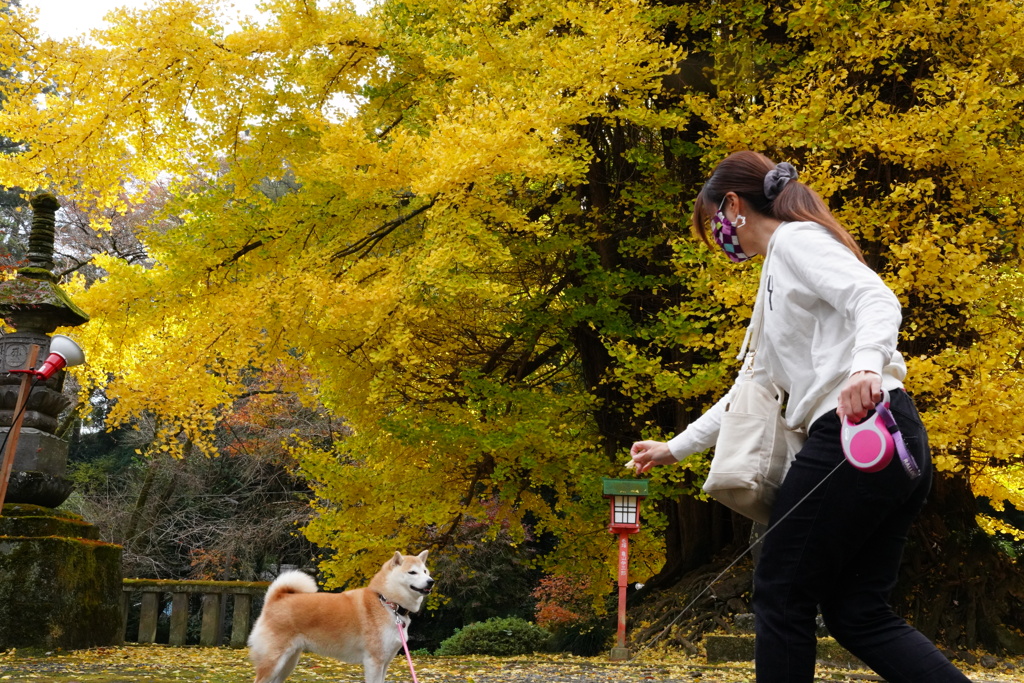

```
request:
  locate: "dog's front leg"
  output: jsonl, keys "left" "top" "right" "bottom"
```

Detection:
{"left": 362, "top": 654, "right": 391, "bottom": 683}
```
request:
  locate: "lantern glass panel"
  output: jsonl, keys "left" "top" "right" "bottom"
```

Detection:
{"left": 613, "top": 495, "right": 638, "bottom": 525}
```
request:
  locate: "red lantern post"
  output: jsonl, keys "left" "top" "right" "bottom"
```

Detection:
{"left": 602, "top": 478, "right": 649, "bottom": 660}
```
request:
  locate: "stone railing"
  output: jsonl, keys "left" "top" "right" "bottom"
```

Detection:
{"left": 122, "top": 579, "right": 270, "bottom": 648}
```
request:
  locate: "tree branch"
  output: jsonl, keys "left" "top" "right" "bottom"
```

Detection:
{"left": 207, "top": 239, "right": 264, "bottom": 271}
{"left": 332, "top": 198, "right": 437, "bottom": 262}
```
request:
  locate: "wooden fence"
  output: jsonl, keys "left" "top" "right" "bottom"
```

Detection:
{"left": 122, "top": 579, "right": 270, "bottom": 648}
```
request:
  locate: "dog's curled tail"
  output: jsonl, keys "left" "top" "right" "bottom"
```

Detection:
{"left": 265, "top": 570, "right": 318, "bottom": 603}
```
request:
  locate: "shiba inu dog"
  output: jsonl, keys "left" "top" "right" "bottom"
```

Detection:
{"left": 248, "top": 551, "right": 433, "bottom": 683}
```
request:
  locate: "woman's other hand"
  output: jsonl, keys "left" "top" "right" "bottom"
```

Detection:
{"left": 838, "top": 370, "right": 881, "bottom": 423}
{"left": 627, "top": 440, "right": 675, "bottom": 473}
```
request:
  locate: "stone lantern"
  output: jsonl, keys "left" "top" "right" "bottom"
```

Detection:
{"left": 0, "top": 193, "right": 89, "bottom": 507}
{"left": 0, "top": 194, "right": 123, "bottom": 650}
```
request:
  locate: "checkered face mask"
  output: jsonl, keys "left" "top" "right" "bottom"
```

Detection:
{"left": 710, "top": 196, "right": 751, "bottom": 263}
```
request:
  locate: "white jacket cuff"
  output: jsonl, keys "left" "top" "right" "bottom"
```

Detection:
{"left": 850, "top": 347, "right": 888, "bottom": 377}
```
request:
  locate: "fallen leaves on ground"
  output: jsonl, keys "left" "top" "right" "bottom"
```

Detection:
{"left": 0, "top": 646, "right": 1021, "bottom": 683}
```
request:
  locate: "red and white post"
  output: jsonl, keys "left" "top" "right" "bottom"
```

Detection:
{"left": 602, "top": 478, "right": 649, "bottom": 661}
{"left": 615, "top": 532, "right": 630, "bottom": 655}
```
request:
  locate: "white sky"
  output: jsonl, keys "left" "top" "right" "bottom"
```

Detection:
{"left": 26, "top": 0, "right": 368, "bottom": 120}
{"left": 27, "top": 0, "right": 267, "bottom": 40}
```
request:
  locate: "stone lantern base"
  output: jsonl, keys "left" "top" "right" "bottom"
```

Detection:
{"left": 0, "top": 504, "right": 123, "bottom": 650}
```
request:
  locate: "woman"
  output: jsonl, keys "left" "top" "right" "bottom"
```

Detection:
{"left": 629, "top": 151, "right": 970, "bottom": 682}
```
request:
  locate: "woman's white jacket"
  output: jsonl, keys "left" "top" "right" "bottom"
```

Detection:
{"left": 667, "top": 221, "right": 906, "bottom": 460}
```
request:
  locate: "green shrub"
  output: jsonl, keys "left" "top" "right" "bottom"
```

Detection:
{"left": 436, "top": 616, "right": 551, "bottom": 656}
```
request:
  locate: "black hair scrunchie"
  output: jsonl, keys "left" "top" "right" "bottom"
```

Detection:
{"left": 764, "top": 162, "right": 798, "bottom": 201}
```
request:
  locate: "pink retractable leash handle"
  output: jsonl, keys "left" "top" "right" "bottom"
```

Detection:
{"left": 841, "top": 389, "right": 921, "bottom": 479}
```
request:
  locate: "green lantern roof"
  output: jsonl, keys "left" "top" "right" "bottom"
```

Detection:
{"left": 602, "top": 479, "right": 649, "bottom": 497}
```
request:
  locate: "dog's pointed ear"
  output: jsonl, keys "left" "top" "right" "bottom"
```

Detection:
{"left": 417, "top": 550, "right": 429, "bottom": 562}
{"left": 392, "top": 551, "right": 403, "bottom": 566}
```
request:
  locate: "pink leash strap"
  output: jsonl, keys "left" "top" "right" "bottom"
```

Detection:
{"left": 395, "top": 617, "right": 420, "bottom": 683}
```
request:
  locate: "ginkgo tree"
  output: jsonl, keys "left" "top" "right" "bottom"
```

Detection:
{"left": 0, "top": 0, "right": 687, "bottom": 597}
{"left": 1, "top": 0, "right": 1023, "bottom": 650}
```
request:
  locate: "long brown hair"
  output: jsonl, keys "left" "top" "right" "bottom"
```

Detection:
{"left": 690, "top": 151, "right": 865, "bottom": 263}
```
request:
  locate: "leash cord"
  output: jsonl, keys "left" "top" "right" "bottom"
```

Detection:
{"left": 631, "top": 457, "right": 846, "bottom": 658}
{"left": 396, "top": 618, "right": 420, "bottom": 683}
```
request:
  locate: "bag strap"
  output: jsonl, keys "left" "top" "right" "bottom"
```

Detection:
{"left": 732, "top": 232, "right": 796, "bottom": 413}
{"left": 736, "top": 237, "right": 776, "bottom": 361}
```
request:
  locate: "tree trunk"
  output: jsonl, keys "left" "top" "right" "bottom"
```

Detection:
{"left": 121, "top": 458, "right": 158, "bottom": 547}
{"left": 642, "top": 490, "right": 746, "bottom": 592}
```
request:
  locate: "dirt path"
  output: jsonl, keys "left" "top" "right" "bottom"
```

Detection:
{"left": 0, "top": 645, "right": 1019, "bottom": 683}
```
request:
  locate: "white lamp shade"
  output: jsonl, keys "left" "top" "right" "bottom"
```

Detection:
{"left": 613, "top": 495, "right": 639, "bottom": 525}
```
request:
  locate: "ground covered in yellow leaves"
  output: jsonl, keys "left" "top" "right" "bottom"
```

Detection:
{"left": 1, "top": 646, "right": 1022, "bottom": 683}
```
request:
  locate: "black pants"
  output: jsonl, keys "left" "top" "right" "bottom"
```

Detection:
{"left": 752, "top": 390, "right": 970, "bottom": 682}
